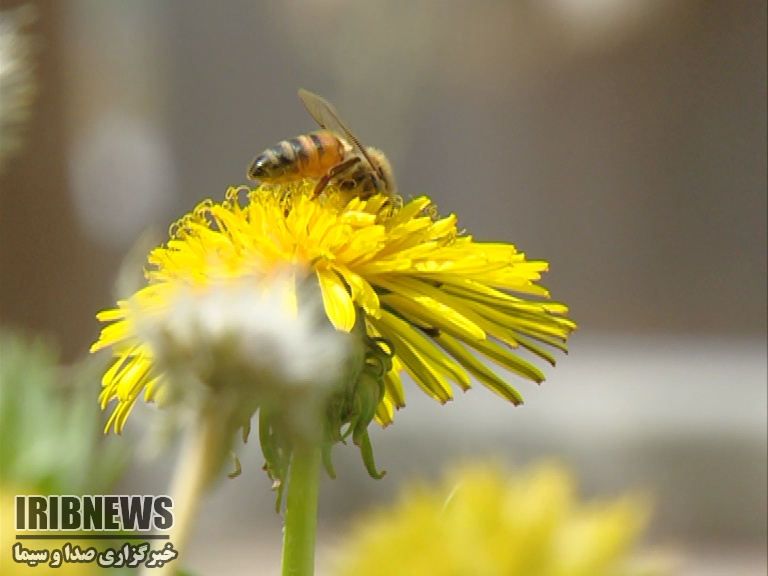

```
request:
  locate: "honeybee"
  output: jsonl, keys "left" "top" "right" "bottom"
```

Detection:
{"left": 248, "top": 89, "right": 396, "bottom": 200}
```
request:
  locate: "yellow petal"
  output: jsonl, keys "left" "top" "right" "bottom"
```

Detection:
{"left": 378, "top": 310, "right": 471, "bottom": 392}
{"left": 434, "top": 334, "right": 524, "bottom": 405}
{"left": 316, "top": 267, "right": 356, "bottom": 331}
{"left": 374, "top": 395, "right": 395, "bottom": 426}
{"left": 376, "top": 281, "right": 486, "bottom": 342}
{"left": 333, "top": 264, "right": 381, "bottom": 318}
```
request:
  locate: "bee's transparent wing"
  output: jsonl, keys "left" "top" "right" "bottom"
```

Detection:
{"left": 298, "top": 88, "right": 378, "bottom": 171}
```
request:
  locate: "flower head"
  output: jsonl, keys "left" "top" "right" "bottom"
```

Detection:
{"left": 331, "top": 461, "right": 656, "bottom": 576}
{"left": 92, "top": 183, "right": 575, "bottom": 479}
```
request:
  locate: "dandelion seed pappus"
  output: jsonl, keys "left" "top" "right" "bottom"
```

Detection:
{"left": 247, "top": 89, "right": 397, "bottom": 200}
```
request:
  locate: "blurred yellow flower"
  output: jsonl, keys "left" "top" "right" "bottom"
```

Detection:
{"left": 92, "top": 183, "right": 574, "bottom": 437}
{"left": 331, "top": 461, "right": 654, "bottom": 576}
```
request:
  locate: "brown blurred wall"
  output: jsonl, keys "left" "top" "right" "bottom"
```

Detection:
{"left": 0, "top": 0, "right": 119, "bottom": 360}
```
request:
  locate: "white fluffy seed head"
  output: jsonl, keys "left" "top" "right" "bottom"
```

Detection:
{"left": 134, "top": 273, "right": 358, "bottom": 436}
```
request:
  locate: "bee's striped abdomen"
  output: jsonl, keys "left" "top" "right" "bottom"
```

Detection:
{"left": 289, "top": 136, "right": 311, "bottom": 168}
{"left": 248, "top": 131, "right": 346, "bottom": 184}
{"left": 302, "top": 131, "right": 345, "bottom": 176}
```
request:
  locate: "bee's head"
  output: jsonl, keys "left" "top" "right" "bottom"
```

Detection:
{"left": 367, "top": 147, "right": 397, "bottom": 197}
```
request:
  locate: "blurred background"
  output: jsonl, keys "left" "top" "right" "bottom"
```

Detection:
{"left": 0, "top": 0, "right": 765, "bottom": 574}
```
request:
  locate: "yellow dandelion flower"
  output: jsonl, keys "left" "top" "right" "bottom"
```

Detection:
{"left": 91, "top": 183, "right": 574, "bottom": 479}
{"left": 331, "top": 461, "right": 657, "bottom": 576}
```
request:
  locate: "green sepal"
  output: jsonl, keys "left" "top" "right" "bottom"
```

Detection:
{"left": 242, "top": 419, "right": 251, "bottom": 443}
{"left": 321, "top": 442, "right": 337, "bottom": 479}
{"left": 352, "top": 372, "right": 384, "bottom": 446}
{"left": 258, "top": 409, "right": 291, "bottom": 512}
{"left": 227, "top": 452, "right": 242, "bottom": 479}
{"left": 356, "top": 429, "right": 386, "bottom": 480}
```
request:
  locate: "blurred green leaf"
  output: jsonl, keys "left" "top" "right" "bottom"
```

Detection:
{"left": 0, "top": 327, "right": 132, "bottom": 494}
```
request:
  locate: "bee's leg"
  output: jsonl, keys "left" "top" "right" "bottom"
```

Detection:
{"left": 312, "top": 157, "right": 361, "bottom": 198}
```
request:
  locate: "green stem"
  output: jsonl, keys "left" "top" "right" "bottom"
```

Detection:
{"left": 281, "top": 439, "right": 322, "bottom": 576}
